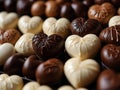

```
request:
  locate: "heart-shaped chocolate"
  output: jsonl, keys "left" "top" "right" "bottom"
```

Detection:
{"left": 0, "top": 29, "right": 21, "bottom": 45}
{"left": 101, "top": 44, "right": 120, "bottom": 71}
{"left": 43, "top": 17, "right": 70, "bottom": 38}
{"left": 109, "top": 16, "right": 120, "bottom": 27}
{"left": 0, "top": 43, "right": 15, "bottom": 65}
{"left": 64, "top": 58, "right": 100, "bottom": 88}
{"left": 32, "top": 32, "right": 64, "bottom": 59}
{"left": 70, "top": 17, "right": 102, "bottom": 36}
{"left": 0, "top": 11, "right": 18, "bottom": 29}
{"left": 18, "top": 15, "right": 43, "bottom": 34}
{"left": 97, "top": 70, "right": 120, "bottom": 90}
{"left": 0, "top": 74, "right": 23, "bottom": 90}
{"left": 99, "top": 25, "right": 120, "bottom": 45}
{"left": 88, "top": 2, "right": 115, "bottom": 24}
{"left": 65, "top": 34, "right": 101, "bottom": 60}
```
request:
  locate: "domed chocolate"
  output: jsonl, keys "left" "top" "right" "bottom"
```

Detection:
{"left": 35, "top": 58, "right": 64, "bottom": 85}
{"left": 70, "top": 17, "right": 102, "bottom": 36}
{"left": 32, "top": 32, "right": 64, "bottom": 59}
{"left": 101, "top": 44, "right": 120, "bottom": 71}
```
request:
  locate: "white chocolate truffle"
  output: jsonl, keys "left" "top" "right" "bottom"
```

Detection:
{"left": 18, "top": 15, "right": 43, "bottom": 34}
{"left": 64, "top": 58, "right": 100, "bottom": 88}
{"left": 0, "top": 43, "right": 15, "bottom": 65}
{"left": 15, "top": 33, "right": 35, "bottom": 56}
{"left": 65, "top": 34, "right": 101, "bottom": 60}
{"left": 76, "top": 88, "right": 88, "bottom": 90}
{"left": 43, "top": 17, "right": 70, "bottom": 38}
{"left": 37, "top": 85, "right": 52, "bottom": 90}
{"left": 58, "top": 85, "right": 74, "bottom": 90}
{"left": 0, "top": 11, "right": 18, "bottom": 29}
{"left": 109, "top": 16, "right": 120, "bottom": 27}
{"left": 0, "top": 74, "right": 23, "bottom": 90}
{"left": 22, "top": 82, "right": 40, "bottom": 90}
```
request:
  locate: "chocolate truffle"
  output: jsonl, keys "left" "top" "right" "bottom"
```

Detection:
{"left": 3, "top": 53, "right": 25, "bottom": 75}
{"left": 99, "top": 25, "right": 120, "bottom": 45}
{"left": 70, "top": 17, "right": 102, "bottom": 36}
{"left": 101, "top": 44, "right": 120, "bottom": 71}
{"left": 35, "top": 58, "right": 64, "bottom": 85}
{"left": 97, "top": 70, "right": 120, "bottom": 90}
{"left": 32, "top": 32, "right": 64, "bottom": 59}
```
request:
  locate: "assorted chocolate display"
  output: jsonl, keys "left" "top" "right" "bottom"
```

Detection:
{"left": 0, "top": 0, "right": 120, "bottom": 90}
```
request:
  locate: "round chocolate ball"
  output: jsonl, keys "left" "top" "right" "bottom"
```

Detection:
{"left": 3, "top": 53, "right": 25, "bottom": 75}
{"left": 22, "top": 55, "right": 43, "bottom": 80}
{"left": 31, "top": 1, "right": 45, "bottom": 16}
{"left": 97, "top": 70, "right": 120, "bottom": 90}
{"left": 35, "top": 58, "right": 64, "bottom": 85}
{"left": 82, "top": 0, "right": 94, "bottom": 7}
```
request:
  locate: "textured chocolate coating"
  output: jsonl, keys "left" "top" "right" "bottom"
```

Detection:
{"left": 4, "top": 0, "right": 17, "bottom": 12}
{"left": 22, "top": 55, "right": 43, "bottom": 79}
{"left": 32, "top": 32, "right": 64, "bottom": 59}
{"left": 35, "top": 58, "right": 63, "bottom": 85}
{"left": 70, "top": 17, "right": 102, "bottom": 36}
{"left": 97, "top": 70, "right": 120, "bottom": 90}
{"left": 101, "top": 44, "right": 120, "bottom": 71}
{"left": 31, "top": 1, "right": 45, "bottom": 16}
{"left": 99, "top": 25, "right": 120, "bottom": 45}
{"left": 0, "top": 29, "right": 21, "bottom": 45}
{"left": 3, "top": 53, "right": 25, "bottom": 75}
{"left": 45, "top": 1, "right": 60, "bottom": 17}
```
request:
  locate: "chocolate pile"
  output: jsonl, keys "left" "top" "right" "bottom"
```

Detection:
{"left": 0, "top": 0, "right": 120, "bottom": 90}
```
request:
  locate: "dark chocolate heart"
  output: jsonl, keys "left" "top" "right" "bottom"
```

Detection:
{"left": 97, "top": 70, "right": 120, "bottom": 90}
{"left": 70, "top": 17, "right": 102, "bottom": 36}
{"left": 101, "top": 44, "right": 120, "bottom": 71}
{"left": 99, "top": 25, "right": 120, "bottom": 45}
{"left": 32, "top": 32, "right": 64, "bottom": 59}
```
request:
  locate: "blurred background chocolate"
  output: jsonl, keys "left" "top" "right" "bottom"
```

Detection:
{"left": 0, "top": 0, "right": 4, "bottom": 11}
{"left": 94, "top": 0, "right": 110, "bottom": 4}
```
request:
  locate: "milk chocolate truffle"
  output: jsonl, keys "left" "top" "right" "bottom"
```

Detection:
{"left": 97, "top": 70, "right": 120, "bottom": 90}
{"left": 0, "top": 29, "right": 21, "bottom": 45}
{"left": 36, "top": 58, "right": 64, "bottom": 85}
{"left": 31, "top": 1, "right": 45, "bottom": 16}
{"left": 101, "top": 44, "right": 120, "bottom": 71}
{"left": 4, "top": 0, "right": 17, "bottom": 12}
{"left": 45, "top": 1, "right": 60, "bottom": 17}
{"left": 88, "top": 2, "right": 116, "bottom": 24}
{"left": 22, "top": 55, "right": 43, "bottom": 79}
{"left": 70, "top": 17, "right": 102, "bottom": 36}
{"left": 99, "top": 25, "right": 120, "bottom": 45}
{"left": 32, "top": 32, "right": 64, "bottom": 59}
{"left": 3, "top": 53, "right": 25, "bottom": 75}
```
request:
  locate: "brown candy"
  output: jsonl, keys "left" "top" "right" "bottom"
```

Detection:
{"left": 70, "top": 17, "right": 102, "bottom": 36}
{"left": 97, "top": 70, "right": 120, "bottom": 90}
{"left": 88, "top": 2, "right": 116, "bottom": 24}
{"left": 35, "top": 58, "right": 64, "bottom": 85}
{"left": 101, "top": 44, "right": 120, "bottom": 71}
{"left": 0, "top": 29, "right": 21, "bottom": 45}
{"left": 32, "top": 32, "right": 64, "bottom": 59}
{"left": 99, "top": 25, "right": 120, "bottom": 45}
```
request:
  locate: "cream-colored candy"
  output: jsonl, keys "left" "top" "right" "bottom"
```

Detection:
{"left": 18, "top": 15, "right": 43, "bottom": 34}
{"left": 0, "top": 43, "right": 15, "bottom": 65}
{"left": 22, "top": 82, "right": 40, "bottom": 90}
{"left": 43, "top": 17, "right": 70, "bottom": 38}
{"left": 64, "top": 58, "right": 100, "bottom": 88}
{"left": 58, "top": 85, "right": 74, "bottom": 90}
{"left": 15, "top": 33, "right": 35, "bottom": 56}
{"left": 37, "top": 85, "right": 52, "bottom": 90}
{"left": 76, "top": 88, "right": 88, "bottom": 90}
{"left": 109, "top": 16, "right": 120, "bottom": 27}
{"left": 0, "top": 74, "right": 23, "bottom": 90}
{"left": 65, "top": 34, "right": 101, "bottom": 60}
{"left": 0, "top": 11, "right": 18, "bottom": 29}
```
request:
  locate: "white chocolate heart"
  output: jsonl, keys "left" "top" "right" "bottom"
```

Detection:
{"left": 65, "top": 34, "right": 101, "bottom": 60}
{"left": 0, "top": 43, "right": 15, "bottom": 65}
{"left": 109, "top": 16, "right": 120, "bottom": 27}
{"left": 0, "top": 74, "right": 23, "bottom": 90}
{"left": 64, "top": 58, "right": 100, "bottom": 88}
{"left": 0, "top": 11, "right": 18, "bottom": 29}
{"left": 15, "top": 33, "right": 35, "bottom": 56}
{"left": 18, "top": 15, "right": 43, "bottom": 34}
{"left": 43, "top": 17, "right": 70, "bottom": 38}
